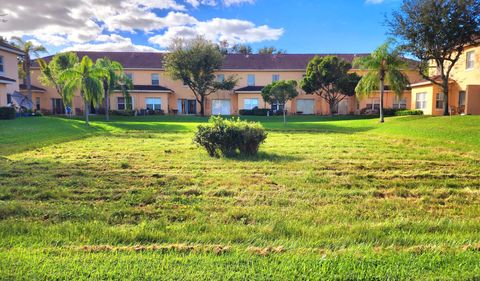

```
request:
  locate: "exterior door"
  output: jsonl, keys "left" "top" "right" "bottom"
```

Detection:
{"left": 51, "top": 98, "right": 65, "bottom": 114}
{"left": 296, "top": 99, "right": 315, "bottom": 115}
{"left": 212, "top": 100, "right": 231, "bottom": 115}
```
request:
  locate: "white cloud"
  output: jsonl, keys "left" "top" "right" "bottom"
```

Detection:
{"left": 365, "top": 0, "right": 384, "bottom": 4}
{"left": 149, "top": 18, "right": 284, "bottom": 48}
{"left": 0, "top": 0, "right": 282, "bottom": 52}
{"left": 62, "top": 34, "right": 161, "bottom": 52}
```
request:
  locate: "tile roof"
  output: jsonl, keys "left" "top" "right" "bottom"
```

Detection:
{"left": 0, "top": 41, "right": 24, "bottom": 55}
{"left": 235, "top": 86, "right": 265, "bottom": 93}
{"left": 0, "top": 75, "right": 16, "bottom": 83}
{"left": 20, "top": 84, "right": 46, "bottom": 92}
{"left": 34, "top": 51, "right": 419, "bottom": 71}
{"left": 117, "top": 84, "right": 173, "bottom": 92}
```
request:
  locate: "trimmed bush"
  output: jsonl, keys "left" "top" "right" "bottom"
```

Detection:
{"left": 193, "top": 116, "right": 267, "bottom": 157}
{"left": 239, "top": 107, "right": 269, "bottom": 116}
{"left": 0, "top": 107, "right": 16, "bottom": 120}
{"left": 110, "top": 110, "right": 135, "bottom": 116}
{"left": 395, "top": 109, "right": 424, "bottom": 116}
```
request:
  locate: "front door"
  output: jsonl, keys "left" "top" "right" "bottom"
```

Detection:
{"left": 212, "top": 100, "right": 231, "bottom": 115}
{"left": 51, "top": 99, "right": 65, "bottom": 115}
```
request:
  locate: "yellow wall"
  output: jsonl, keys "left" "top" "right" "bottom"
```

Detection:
{"left": 0, "top": 49, "right": 20, "bottom": 107}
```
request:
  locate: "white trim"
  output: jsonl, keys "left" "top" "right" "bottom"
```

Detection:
{"left": 0, "top": 79, "right": 15, "bottom": 84}
{"left": 0, "top": 46, "right": 24, "bottom": 56}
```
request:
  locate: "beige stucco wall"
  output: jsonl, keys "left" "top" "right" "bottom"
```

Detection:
{"left": 0, "top": 49, "right": 20, "bottom": 107}
{"left": 30, "top": 64, "right": 422, "bottom": 116}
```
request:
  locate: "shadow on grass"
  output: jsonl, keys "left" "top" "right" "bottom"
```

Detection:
{"left": 222, "top": 151, "right": 303, "bottom": 162}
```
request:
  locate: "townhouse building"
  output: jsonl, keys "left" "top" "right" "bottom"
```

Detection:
{"left": 410, "top": 43, "right": 480, "bottom": 115}
{"left": 30, "top": 52, "right": 422, "bottom": 116}
{"left": 0, "top": 41, "right": 23, "bottom": 107}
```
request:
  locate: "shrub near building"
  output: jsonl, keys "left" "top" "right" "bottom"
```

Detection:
{"left": 0, "top": 107, "right": 16, "bottom": 120}
{"left": 193, "top": 116, "right": 267, "bottom": 157}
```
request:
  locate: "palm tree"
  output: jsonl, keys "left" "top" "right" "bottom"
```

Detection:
{"left": 62, "top": 56, "right": 105, "bottom": 125}
{"left": 10, "top": 37, "right": 47, "bottom": 104}
{"left": 95, "top": 57, "right": 131, "bottom": 121}
{"left": 354, "top": 41, "right": 410, "bottom": 123}
{"left": 38, "top": 52, "right": 79, "bottom": 115}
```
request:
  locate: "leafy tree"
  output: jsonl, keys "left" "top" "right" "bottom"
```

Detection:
{"left": 38, "top": 52, "right": 79, "bottom": 114}
{"left": 62, "top": 56, "right": 105, "bottom": 125}
{"left": 95, "top": 57, "right": 131, "bottom": 121}
{"left": 300, "top": 56, "right": 360, "bottom": 116}
{"left": 10, "top": 37, "right": 47, "bottom": 104}
{"left": 164, "top": 37, "right": 238, "bottom": 116}
{"left": 388, "top": 0, "right": 480, "bottom": 116}
{"left": 261, "top": 80, "right": 299, "bottom": 123}
{"left": 231, "top": 44, "right": 253, "bottom": 55}
{"left": 258, "top": 46, "right": 286, "bottom": 55}
{"left": 354, "top": 41, "right": 410, "bottom": 123}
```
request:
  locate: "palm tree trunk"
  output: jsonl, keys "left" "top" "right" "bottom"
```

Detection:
{"left": 82, "top": 92, "right": 89, "bottom": 125}
{"left": 25, "top": 57, "right": 32, "bottom": 106}
{"left": 105, "top": 88, "right": 110, "bottom": 121}
{"left": 379, "top": 79, "right": 385, "bottom": 123}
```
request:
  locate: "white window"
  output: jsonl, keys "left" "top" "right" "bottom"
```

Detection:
{"left": 272, "top": 74, "right": 280, "bottom": 82}
{"left": 151, "top": 74, "right": 159, "bottom": 86}
{"left": 416, "top": 93, "right": 427, "bottom": 109}
{"left": 117, "top": 97, "right": 133, "bottom": 110}
{"left": 0, "top": 56, "right": 3, "bottom": 73}
{"left": 466, "top": 51, "right": 475, "bottom": 70}
{"left": 435, "top": 93, "right": 444, "bottom": 109}
{"left": 393, "top": 97, "right": 407, "bottom": 109}
{"left": 146, "top": 97, "right": 162, "bottom": 110}
{"left": 217, "top": 74, "right": 225, "bottom": 82}
{"left": 244, "top": 98, "right": 259, "bottom": 110}
{"left": 366, "top": 99, "right": 380, "bottom": 110}
{"left": 247, "top": 74, "right": 255, "bottom": 86}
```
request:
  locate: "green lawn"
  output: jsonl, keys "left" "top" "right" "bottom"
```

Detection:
{"left": 1, "top": 115, "right": 480, "bottom": 280}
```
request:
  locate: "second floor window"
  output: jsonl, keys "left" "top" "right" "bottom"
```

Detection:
{"left": 0, "top": 56, "right": 3, "bottom": 73}
{"left": 247, "top": 74, "right": 255, "bottom": 86}
{"left": 272, "top": 74, "right": 280, "bottom": 82}
{"left": 466, "top": 51, "right": 475, "bottom": 70}
{"left": 416, "top": 93, "right": 427, "bottom": 109}
{"left": 151, "top": 74, "right": 159, "bottom": 85}
{"left": 217, "top": 74, "right": 225, "bottom": 82}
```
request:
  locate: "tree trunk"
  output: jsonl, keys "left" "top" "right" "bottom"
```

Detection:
{"left": 379, "top": 79, "right": 385, "bottom": 123}
{"left": 82, "top": 92, "right": 90, "bottom": 125}
{"left": 329, "top": 101, "right": 336, "bottom": 117}
{"left": 442, "top": 80, "right": 449, "bottom": 116}
{"left": 283, "top": 108, "right": 286, "bottom": 124}
{"left": 105, "top": 87, "right": 110, "bottom": 121}
{"left": 25, "top": 57, "right": 32, "bottom": 106}
{"left": 200, "top": 95, "right": 205, "bottom": 116}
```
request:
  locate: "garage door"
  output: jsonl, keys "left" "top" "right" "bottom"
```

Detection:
{"left": 296, "top": 99, "right": 315, "bottom": 115}
{"left": 212, "top": 99, "right": 231, "bottom": 115}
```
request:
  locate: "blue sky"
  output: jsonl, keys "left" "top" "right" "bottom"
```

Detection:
{"left": 0, "top": 0, "right": 402, "bottom": 55}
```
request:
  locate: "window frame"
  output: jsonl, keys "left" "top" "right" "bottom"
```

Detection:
{"left": 244, "top": 98, "right": 259, "bottom": 110}
{"left": 151, "top": 73, "right": 160, "bottom": 86}
{"left": 466, "top": 51, "right": 475, "bottom": 70}
{"left": 247, "top": 74, "right": 256, "bottom": 86}
{"left": 393, "top": 97, "right": 407, "bottom": 109}
{"left": 146, "top": 97, "right": 162, "bottom": 111}
{"left": 416, "top": 92, "right": 427, "bottom": 109}
{"left": 435, "top": 93, "right": 444, "bottom": 109}
{"left": 272, "top": 74, "right": 280, "bottom": 82}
